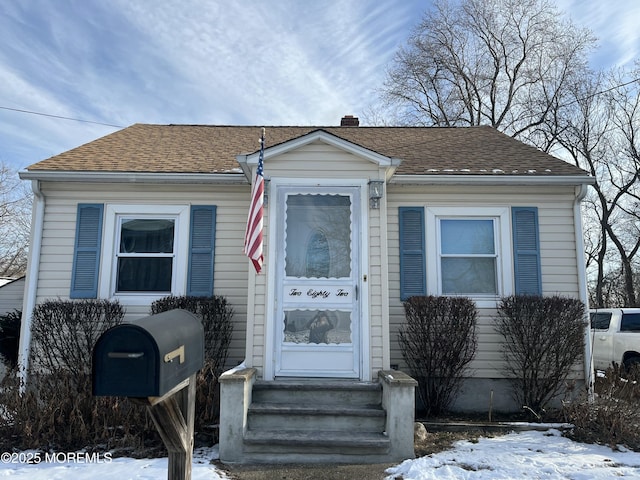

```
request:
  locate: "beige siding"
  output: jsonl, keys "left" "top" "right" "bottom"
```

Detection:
{"left": 386, "top": 184, "right": 582, "bottom": 378}
{"left": 268, "top": 141, "right": 383, "bottom": 179}
{"left": 34, "top": 181, "right": 250, "bottom": 369}
{"left": 0, "top": 278, "right": 25, "bottom": 315}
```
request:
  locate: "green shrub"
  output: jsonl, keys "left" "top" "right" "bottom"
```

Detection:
{"left": 399, "top": 295, "right": 478, "bottom": 416}
{"left": 495, "top": 295, "right": 586, "bottom": 415}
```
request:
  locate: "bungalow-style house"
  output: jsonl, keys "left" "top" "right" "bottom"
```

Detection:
{"left": 18, "top": 117, "right": 593, "bottom": 463}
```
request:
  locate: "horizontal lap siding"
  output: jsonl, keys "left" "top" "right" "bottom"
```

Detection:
{"left": 35, "top": 182, "right": 249, "bottom": 369}
{"left": 387, "top": 184, "right": 581, "bottom": 378}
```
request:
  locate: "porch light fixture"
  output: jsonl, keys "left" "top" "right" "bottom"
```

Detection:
{"left": 368, "top": 180, "right": 384, "bottom": 209}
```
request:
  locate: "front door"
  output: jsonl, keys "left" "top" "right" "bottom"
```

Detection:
{"left": 274, "top": 186, "right": 361, "bottom": 378}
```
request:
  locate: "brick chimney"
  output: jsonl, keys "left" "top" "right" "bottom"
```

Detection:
{"left": 340, "top": 115, "right": 359, "bottom": 127}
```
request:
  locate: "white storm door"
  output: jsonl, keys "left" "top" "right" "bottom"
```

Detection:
{"left": 274, "top": 186, "right": 361, "bottom": 378}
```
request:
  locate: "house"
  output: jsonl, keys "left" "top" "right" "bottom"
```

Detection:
{"left": 18, "top": 117, "right": 594, "bottom": 463}
{"left": 0, "top": 276, "right": 25, "bottom": 316}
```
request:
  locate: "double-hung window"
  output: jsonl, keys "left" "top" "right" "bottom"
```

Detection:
{"left": 99, "top": 205, "right": 190, "bottom": 303}
{"left": 439, "top": 218, "right": 498, "bottom": 295}
{"left": 115, "top": 217, "right": 176, "bottom": 293}
{"left": 427, "top": 206, "right": 513, "bottom": 306}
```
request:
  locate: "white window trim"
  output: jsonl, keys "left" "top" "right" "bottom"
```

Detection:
{"left": 99, "top": 204, "right": 190, "bottom": 305}
{"left": 426, "top": 206, "right": 513, "bottom": 308}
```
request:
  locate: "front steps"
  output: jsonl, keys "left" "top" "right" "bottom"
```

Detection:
{"left": 219, "top": 369, "right": 417, "bottom": 464}
{"left": 243, "top": 381, "right": 390, "bottom": 463}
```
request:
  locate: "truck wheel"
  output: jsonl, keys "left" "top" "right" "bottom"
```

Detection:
{"left": 623, "top": 356, "right": 640, "bottom": 373}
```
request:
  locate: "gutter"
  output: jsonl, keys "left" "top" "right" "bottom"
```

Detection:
{"left": 574, "top": 183, "right": 594, "bottom": 400}
{"left": 18, "top": 179, "right": 45, "bottom": 386}
{"left": 390, "top": 174, "right": 595, "bottom": 186}
{"left": 18, "top": 170, "right": 248, "bottom": 185}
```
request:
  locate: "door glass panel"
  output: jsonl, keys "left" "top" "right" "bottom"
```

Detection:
{"left": 283, "top": 310, "right": 352, "bottom": 344}
{"left": 285, "top": 195, "right": 351, "bottom": 278}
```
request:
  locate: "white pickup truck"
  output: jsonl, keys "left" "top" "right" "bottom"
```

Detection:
{"left": 590, "top": 308, "right": 640, "bottom": 370}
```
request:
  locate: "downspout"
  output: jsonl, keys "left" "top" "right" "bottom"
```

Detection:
{"left": 574, "top": 183, "right": 593, "bottom": 400}
{"left": 17, "top": 179, "right": 45, "bottom": 386}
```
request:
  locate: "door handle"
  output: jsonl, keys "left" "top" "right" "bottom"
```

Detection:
{"left": 355, "top": 284, "right": 358, "bottom": 300}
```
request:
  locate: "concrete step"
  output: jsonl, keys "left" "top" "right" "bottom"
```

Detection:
{"left": 251, "top": 380, "right": 382, "bottom": 406}
{"left": 243, "top": 429, "right": 390, "bottom": 456}
{"left": 247, "top": 402, "right": 386, "bottom": 432}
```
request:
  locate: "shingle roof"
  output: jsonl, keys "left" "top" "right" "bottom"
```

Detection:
{"left": 26, "top": 123, "right": 588, "bottom": 177}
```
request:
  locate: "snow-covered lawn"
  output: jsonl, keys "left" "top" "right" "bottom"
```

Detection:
{"left": 386, "top": 429, "right": 640, "bottom": 479}
{"left": 1, "top": 430, "right": 640, "bottom": 479}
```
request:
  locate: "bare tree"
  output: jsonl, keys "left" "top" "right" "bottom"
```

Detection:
{"left": 0, "top": 162, "right": 31, "bottom": 277}
{"left": 557, "top": 67, "right": 640, "bottom": 307}
{"left": 382, "top": 0, "right": 595, "bottom": 151}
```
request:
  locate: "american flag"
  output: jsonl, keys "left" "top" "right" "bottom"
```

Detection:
{"left": 243, "top": 128, "right": 265, "bottom": 274}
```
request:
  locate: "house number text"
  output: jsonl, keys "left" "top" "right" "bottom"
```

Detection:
{"left": 287, "top": 286, "right": 352, "bottom": 304}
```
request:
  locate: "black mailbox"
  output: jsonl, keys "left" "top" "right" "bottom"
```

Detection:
{"left": 93, "top": 309, "right": 204, "bottom": 398}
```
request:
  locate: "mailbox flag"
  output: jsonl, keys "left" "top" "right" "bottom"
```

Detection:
{"left": 244, "top": 129, "right": 265, "bottom": 274}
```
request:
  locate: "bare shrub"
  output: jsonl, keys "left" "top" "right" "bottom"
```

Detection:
{"left": 399, "top": 295, "right": 478, "bottom": 416}
{"left": 150, "top": 295, "right": 234, "bottom": 442}
{"left": 564, "top": 365, "right": 640, "bottom": 451}
{"left": 0, "top": 370, "right": 158, "bottom": 454}
{"left": 30, "top": 299, "right": 125, "bottom": 376}
{"left": 0, "top": 299, "right": 159, "bottom": 454}
{"left": 495, "top": 295, "right": 586, "bottom": 414}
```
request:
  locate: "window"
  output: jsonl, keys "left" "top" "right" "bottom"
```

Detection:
{"left": 99, "top": 205, "right": 190, "bottom": 303}
{"left": 115, "top": 218, "right": 176, "bottom": 292}
{"left": 590, "top": 312, "right": 612, "bottom": 330}
{"left": 621, "top": 313, "right": 640, "bottom": 332}
{"left": 427, "top": 207, "right": 513, "bottom": 306}
{"left": 439, "top": 219, "right": 498, "bottom": 295}
{"left": 399, "top": 205, "right": 540, "bottom": 304}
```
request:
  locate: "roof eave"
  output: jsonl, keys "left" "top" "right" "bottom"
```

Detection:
{"left": 390, "top": 174, "right": 596, "bottom": 186}
{"left": 18, "top": 170, "right": 248, "bottom": 185}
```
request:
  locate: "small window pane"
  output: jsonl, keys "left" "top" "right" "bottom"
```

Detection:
{"left": 441, "top": 219, "right": 494, "bottom": 254}
{"left": 441, "top": 257, "right": 497, "bottom": 294}
{"left": 117, "top": 257, "right": 172, "bottom": 292}
{"left": 120, "top": 219, "right": 174, "bottom": 253}
{"left": 590, "top": 312, "right": 612, "bottom": 330}
{"left": 283, "top": 310, "right": 352, "bottom": 344}
{"left": 621, "top": 313, "right": 640, "bottom": 332}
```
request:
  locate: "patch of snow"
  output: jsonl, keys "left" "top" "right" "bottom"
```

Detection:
{"left": 492, "top": 169, "right": 504, "bottom": 174}
{"left": 220, "top": 361, "right": 247, "bottom": 377}
{"left": 0, "top": 447, "right": 227, "bottom": 479}
{"left": 385, "top": 429, "right": 640, "bottom": 479}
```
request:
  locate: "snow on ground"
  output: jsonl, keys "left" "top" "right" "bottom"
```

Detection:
{"left": 0, "top": 447, "right": 228, "bottom": 479}
{"left": 1, "top": 430, "right": 640, "bottom": 479}
{"left": 386, "top": 429, "right": 640, "bottom": 479}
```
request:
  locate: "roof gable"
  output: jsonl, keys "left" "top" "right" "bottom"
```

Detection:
{"left": 236, "top": 129, "right": 401, "bottom": 179}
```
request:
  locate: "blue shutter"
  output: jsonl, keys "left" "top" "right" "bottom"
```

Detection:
{"left": 512, "top": 207, "right": 542, "bottom": 295}
{"left": 399, "top": 207, "right": 426, "bottom": 300}
{"left": 70, "top": 204, "right": 104, "bottom": 299}
{"left": 187, "top": 205, "right": 217, "bottom": 296}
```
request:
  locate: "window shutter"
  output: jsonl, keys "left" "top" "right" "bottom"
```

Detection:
{"left": 187, "top": 205, "right": 217, "bottom": 296}
{"left": 512, "top": 207, "right": 542, "bottom": 295}
{"left": 399, "top": 207, "right": 426, "bottom": 300}
{"left": 70, "top": 204, "right": 104, "bottom": 299}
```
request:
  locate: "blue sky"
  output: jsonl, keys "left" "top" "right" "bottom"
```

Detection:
{"left": 1, "top": 0, "right": 638, "bottom": 171}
